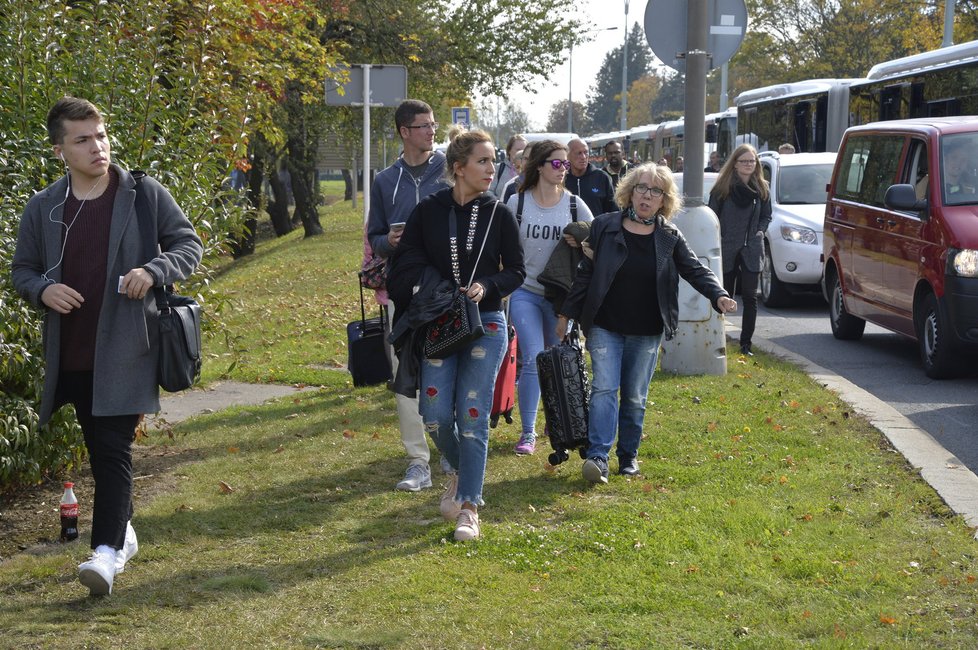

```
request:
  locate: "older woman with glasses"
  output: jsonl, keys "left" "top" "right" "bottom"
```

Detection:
{"left": 505, "top": 140, "right": 593, "bottom": 455}
{"left": 708, "top": 143, "right": 772, "bottom": 356}
{"left": 557, "top": 163, "right": 737, "bottom": 483}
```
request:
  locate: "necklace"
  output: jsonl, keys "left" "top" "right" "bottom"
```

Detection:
{"left": 625, "top": 206, "right": 656, "bottom": 226}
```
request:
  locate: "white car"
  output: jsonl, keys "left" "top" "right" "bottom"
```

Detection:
{"left": 673, "top": 171, "right": 718, "bottom": 204}
{"left": 758, "top": 151, "right": 837, "bottom": 307}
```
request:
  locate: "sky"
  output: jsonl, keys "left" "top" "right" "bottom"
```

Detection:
{"left": 478, "top": 0, "right": 637, "bottom": 133}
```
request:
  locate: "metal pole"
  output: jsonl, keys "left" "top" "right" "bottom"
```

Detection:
{"left": 943, "top": 0, "right": 956, "bottom": 47}
{"left": 568, "top": 40, "right": 574, "bottom": 133}
{"left": 684, "top": 0, "right": 708, "bottom": 205}
{"left": 620, "top": 1, "right": 629, "bottom": 131}
{"left": 362, "top": 64, "right": 371, "bottom": 224}
{"left": 720, "top": 63, "right": 729, "bottom": 111}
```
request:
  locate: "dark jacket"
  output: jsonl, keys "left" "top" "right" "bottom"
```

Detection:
{"left": 708, "top": 180, "right": 773, "bottom": 273}
{"left": 564, "top": 163, "right": 616, "bottom": 216}
{"left": 388, "top": 267, "right": 456, "bottom": 397}
{"left": 537, "top": 221, "right": 591, "bottom": 314}
{"left": 11, "top": 165, "right": 202, "bottom": 424}
{"left": 560, "top": 212, "right": 729, "bottom": 340}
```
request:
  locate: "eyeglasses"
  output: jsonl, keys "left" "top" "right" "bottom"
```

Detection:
{"left": 634, "top": 184, "right": 665, "bottom": 197}
{"left": 404, "top": 122, "right": 439, "bottom": 131}
{"left": 736, "top": 158, "right": 758, "bottom": 165}
{"left": 546, "top": 159, "right": 572, "bottom": 170}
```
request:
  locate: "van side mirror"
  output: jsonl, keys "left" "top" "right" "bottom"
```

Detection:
{"left": 884, "top": 184, "right": 928, "bottom": 215}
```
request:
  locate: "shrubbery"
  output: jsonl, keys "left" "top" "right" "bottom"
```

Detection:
{"left": 0, "top": 0, "right": 253, "bottom": 490}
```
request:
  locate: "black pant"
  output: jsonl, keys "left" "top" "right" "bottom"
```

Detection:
{"left": 56, "top": 371, "right": 139, "bottom": 551}
{"left": 723, "top": 250, "right": 759, "bottom": 348}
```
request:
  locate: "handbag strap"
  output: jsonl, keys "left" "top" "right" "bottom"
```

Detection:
{"left": 132, "top": 172, "right": 171, "bottom": 313}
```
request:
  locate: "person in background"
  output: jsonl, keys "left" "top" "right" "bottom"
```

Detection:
{"left": 490, "top": 134, "right": 528, "bottom": 198}
{"left": 12, "top": 97, "right": 203, "bottom": 595}
{"left": 387, "top": 128, "right": 525, "bottom": 541}
{"left": 505, "top": 140, "right": 593, "bottom": 455}
{"left": 557, "top": 163, "right": 736, "bottom": 483}
{"left": 778, "top": 143, "right": 795, "bottom": 155}
{"left": 675, "top": 156, "right": 685, "bottom": 172}
{"left": 366, "top": 99, "right": 450, "bottom": 492}
{"left": 499, "top": 145, "right": 529, "bottom": 204}
{"left": 708, "top": 143, "right": 772, "bottom": 357}
{"left": 705, "top": 150, "right": 722, "bottom": 172}
{"left": 565, "top": 138, "right": 616, "bottom": 216}
{"left": 603, "top": 140, "right": 630, "bottom": 188}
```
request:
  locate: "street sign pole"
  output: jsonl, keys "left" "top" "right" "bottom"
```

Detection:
{"left": 685, "top": 0, "right": 708, "bottom": 204}
{"left": 362, "top": 65, "right": 371, "bottom": 223}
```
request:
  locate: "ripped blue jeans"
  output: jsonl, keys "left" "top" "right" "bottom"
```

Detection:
{"left": 419, "top": 310, "right": 507, "bottom": 507}
{"left": 585, "top": 325, "right": 663, "bottom": 462}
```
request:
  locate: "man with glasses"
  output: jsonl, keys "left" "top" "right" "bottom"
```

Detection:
{"left": 603, "top": 141, "right": 630, "bottom": 188}
{"left": 366, "top": 99, "right": 449, "bottom": 492}
{"left": 565, "top": 138, "right": 617, "bottom": 216}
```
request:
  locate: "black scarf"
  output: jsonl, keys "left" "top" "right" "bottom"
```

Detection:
{"left": 729, "top": 178, "right": 759, "bottom": 208}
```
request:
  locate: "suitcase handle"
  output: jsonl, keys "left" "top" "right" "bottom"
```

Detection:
{"left": 356, "top": 271, "right": 386, "bottom": 327}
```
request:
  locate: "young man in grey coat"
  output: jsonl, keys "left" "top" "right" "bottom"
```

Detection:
{"left": 365, "top": 99, "right": 448, "bottom": 491}
{"left": 12, "top": 97, "right": 203, "bottom": 596}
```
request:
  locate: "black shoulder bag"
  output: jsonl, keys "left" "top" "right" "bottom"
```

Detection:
{"left": 133, "top": 172, "right": 202, "bottom": 392}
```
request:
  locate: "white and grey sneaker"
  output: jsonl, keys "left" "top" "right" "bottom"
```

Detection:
{"left": 454, "top": 509, "right": 481, "bottom": 542}
{"left": 78, "top": 545, "right": 117, "bottom": 596}
{"left": 396, "top": 463, "right": 432, "bottom": 491}
{"left": 115, "top": 521, "right": 138, "bottom": 573}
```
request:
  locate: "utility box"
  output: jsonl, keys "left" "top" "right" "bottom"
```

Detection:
{"left": 660, "top": 205, "right": 728, "bottom": 375}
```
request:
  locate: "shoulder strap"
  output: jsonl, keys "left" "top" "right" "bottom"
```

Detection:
{"left": 132, "top": 171, "right": 170, "bottom": 311}
{"left": 570, "top": 194, "right": 578, "bottom": 222}
{"left": 516, "top": 191, "right": 525, "bottom": 225}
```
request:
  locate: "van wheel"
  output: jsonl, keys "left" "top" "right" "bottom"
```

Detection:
{"left": 761, "top": 242, "right": 791, "bottom": 308}
{"left": 917, "top": 293, "right": 960, "bottom": 379}
{"left": 828, "top": 270, "right": 865, "bottom": 340}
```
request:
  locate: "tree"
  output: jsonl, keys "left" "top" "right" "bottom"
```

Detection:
{"left": 650, "top": 69, "right": 685, "bottom": 121}
{"left": 585, "top": 22, "right": 654, "bottom": 132}
{"left": 545, "top": 100, "right": 590, "bottom": 134}
{"left": 625, "top": 75, "right": 661, "bottom": 127}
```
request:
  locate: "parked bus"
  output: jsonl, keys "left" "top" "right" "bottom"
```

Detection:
{"left": 735, "top": 79, "right": 864, "bottom": 154}
{"left": 848, "top": 40, "right": 978, "bottom": 125}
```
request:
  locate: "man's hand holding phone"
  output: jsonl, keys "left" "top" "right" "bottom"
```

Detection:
{"left": 387, "top": 221, "right": 406, "bottom": 248}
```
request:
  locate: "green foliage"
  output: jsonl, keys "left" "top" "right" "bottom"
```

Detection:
{"left": 586, "top": 22, "right": 655, "bottom": 132}
{"left": 0, "top": 0, "right": 265, "bottom": 490}
{"left": 545, "top": 99, "right": 590, "bottom": 134}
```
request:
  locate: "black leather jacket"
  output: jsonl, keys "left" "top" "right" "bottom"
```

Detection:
{"left": 560, "top": 211, "right": 729, "bottom": 340}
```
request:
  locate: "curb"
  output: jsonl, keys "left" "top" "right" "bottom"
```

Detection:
{"left": 734, "top": 329, "right": 978, "bottom": 535}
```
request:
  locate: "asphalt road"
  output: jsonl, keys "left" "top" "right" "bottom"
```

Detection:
{"left": 725, "top": 293, "right": 978, "bottom": 472}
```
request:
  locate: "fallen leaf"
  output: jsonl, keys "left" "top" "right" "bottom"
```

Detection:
{"left": 371, "top": 432, "right": 381, "bottom": 440}
{"left": 176, "top": 504, "right": 194, "bottom": 512}
{"left": 342, "top": 430, "right": 355, "bottom": 439}
{"left": 273, "top": 445, "right": 285, "bottom": 453}
{"left": 528, "top": 504, "right": 536, "bottom": 512}
{"left": 879, "top": 614, "right": 897, "bottom": 625}
{"left": 219, "top": 481, "right": 235, "bottom": 494}
{"left": 286, "top": 413, "right": 299, "bottom": 420}
{"left": 227, "top": 446, "right": 239, "bottom": 454}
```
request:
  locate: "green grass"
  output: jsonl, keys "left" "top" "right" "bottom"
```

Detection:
{"left": 2, "top": 200, "right": 977, "bottom": 648}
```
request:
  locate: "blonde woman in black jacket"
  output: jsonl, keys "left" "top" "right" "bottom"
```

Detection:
{"left": 557, "top": 163, "right": 736, "bottom": 483}
{"left": 708, "top": 143, "right": 772, "bottom": 356}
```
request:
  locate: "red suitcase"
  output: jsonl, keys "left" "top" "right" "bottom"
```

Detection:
{"left": 490, "top": 324, "right": 518, "bottom": 427}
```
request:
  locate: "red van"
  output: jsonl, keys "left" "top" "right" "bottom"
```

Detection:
{"left": 822, "top": 117, "right": 978, "bottom": 378}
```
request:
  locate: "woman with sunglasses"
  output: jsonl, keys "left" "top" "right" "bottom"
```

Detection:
{"left": 505, "top": 140, "right": 594, "bottom": 455}
{"left": 708, "top": 143, "right": 772, "bottom": 356}
{"left": 557, "top": 163, "right": 737, "bottom": 483}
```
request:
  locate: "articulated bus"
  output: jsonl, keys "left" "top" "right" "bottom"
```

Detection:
{"left": 584, "top": 108, "right": 737, "bottom": 171}
{"left": 735, "top": 79, "right": 864, "bottom": 154}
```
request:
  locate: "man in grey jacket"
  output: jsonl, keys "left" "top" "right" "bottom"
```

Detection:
{"left": 365, "top": 99, "right": 448, "bottom": 491}
{"left": 12, "top": 97, "right": 202, "bottom": 596}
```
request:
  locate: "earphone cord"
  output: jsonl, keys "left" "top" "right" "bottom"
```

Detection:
{"left": 41, "top": 171, "right": 108, "bottom": 283}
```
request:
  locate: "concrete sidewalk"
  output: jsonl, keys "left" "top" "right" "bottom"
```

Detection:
{"left": 148, "top": 381, "right": 319, "bottom": 425}
{"left": 741, "top": 331, "right": 978, "bottom": 534}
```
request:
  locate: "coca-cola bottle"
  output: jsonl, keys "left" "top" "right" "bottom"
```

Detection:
{"left": 60, "top": 482, "right": 78, "bottom": 542}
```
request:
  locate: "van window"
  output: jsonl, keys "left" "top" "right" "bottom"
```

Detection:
{"left": 904, "top": 140, "right": 928, "bottom": 201}
{"left": 835, "top": 135, "right": 903, "bottom": 206}
{"left": 941, "top": 133, "right": 978, "bottom": 206}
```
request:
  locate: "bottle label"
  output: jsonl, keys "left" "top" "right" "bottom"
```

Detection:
{"left": 60, "top": 503, "right": 79, "bottom": 518}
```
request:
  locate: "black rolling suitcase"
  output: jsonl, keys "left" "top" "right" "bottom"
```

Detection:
{"left": 347, "top": 273, "right": 393, "bottom": 387}
{"left": 536, "top": 329, "right": 590, "bottom": 465}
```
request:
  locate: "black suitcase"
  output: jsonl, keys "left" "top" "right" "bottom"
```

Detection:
{"left": 347, "top": 274, "right": 393, "bottom": 387}
{"left": 536, "top": 331, "right": 590, "bottom": 466}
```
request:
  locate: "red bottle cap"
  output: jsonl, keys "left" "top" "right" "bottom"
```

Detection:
{"left": 63, "top": 481, "right": 74, "bottom": 488}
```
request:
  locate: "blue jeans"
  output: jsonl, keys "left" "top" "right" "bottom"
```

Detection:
{"left": 509, "top": 288, "right": 558, "bottom": 439}
{"left": 585, "top": 325, "right": 663, "bottom": 462}
{"left": 420, "top": 310, "right": 507, "bottom": 506}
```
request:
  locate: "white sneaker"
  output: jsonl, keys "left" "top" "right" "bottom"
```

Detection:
{"left": 440, "top": 473, "right": 461, "bottom": 521}
{"left": 115, "top": 522, "right": 138, "bottom": 573}
{"left": 396, "top": 463, "right": 432, "bottom": 491}
{"left": 454, "top": 509, "right": 480, "bottom": 542}
{"left": 78, "top": 545, "right": 117, "bottom": 596}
